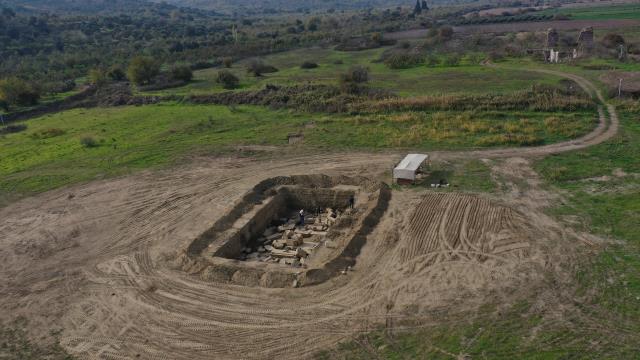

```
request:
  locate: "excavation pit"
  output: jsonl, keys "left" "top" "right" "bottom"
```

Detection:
{"left": 180, "top": 175, "right": 391, "bottom": 288}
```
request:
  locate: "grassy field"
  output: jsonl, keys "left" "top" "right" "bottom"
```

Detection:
{"left": 539, "top": 3, "right": 640, "bottom": 20}
{"left": 320, "top": 105, "right": 640, "bottom": 359}
{"left": 140, "top": 47, "right": 563, "bottom": 98}
{"left": 0, "top": 103, "right": 595, "bottom": 202}
{"left": 503, "top": 56, "right": 640, "bottom": 99}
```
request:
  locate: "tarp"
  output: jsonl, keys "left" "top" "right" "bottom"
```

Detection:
{"left": 393, "top": 154, "right": 428, "bottom": 181}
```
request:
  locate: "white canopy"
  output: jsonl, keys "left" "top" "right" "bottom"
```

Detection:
{"left": 393, "top": 154, "right": 428, "bottom": 181}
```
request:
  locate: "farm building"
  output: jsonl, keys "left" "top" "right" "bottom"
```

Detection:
{"left": 393, "top": 154, "right": 429, "bottom": 184}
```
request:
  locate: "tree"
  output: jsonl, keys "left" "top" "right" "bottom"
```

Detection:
{"left": 216, "top": 70, "right": 239, "bottom": 89}
{"left": 421, "top": 0, "right": 429, "bottom": 10}
{"left": 414, "top": 0, "right": 422, "bottom": 15}
{"left": 0, "top": 78, "right": 40, "bottom": 110}
{"left": 307, "top": 17, "right": 321, "bottom": 32}
{"left": 127, "top": 56, "right": 160, "bottom": 86}
{"left": 170, "top": 65, "right": 193, "bottom": 82}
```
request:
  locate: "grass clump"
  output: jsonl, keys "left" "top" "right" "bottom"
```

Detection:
{"left": 80, "top": 136, "right": 99, "bottom": 148}
{"left": 30, "top": 128, "right": 65, "bottom": 139}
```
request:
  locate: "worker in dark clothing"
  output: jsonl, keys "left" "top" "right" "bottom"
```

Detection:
{"left": 349, "top": 195, "right": 355, "bottom": 209}
{"left": 299, "top": 209, "right": 305, "bottom": 226}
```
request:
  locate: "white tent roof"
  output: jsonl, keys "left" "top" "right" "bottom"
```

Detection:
{"left": 393, "top": 154, "right": 428, "bottom": 181}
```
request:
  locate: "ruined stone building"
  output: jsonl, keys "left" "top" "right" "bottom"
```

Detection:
{"left": 546, "top": 28, "right": 559, "bottom": 49}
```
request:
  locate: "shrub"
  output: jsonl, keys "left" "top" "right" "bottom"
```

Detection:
{"left": 88, "top": 68, "right": 108, "bottom": 87}
{"left": 602, "top": 33, "right": 625, "bottom": 49}
{"left": 384, "top": 53, "right": 424, "bottom": 69}
{"left": 222, "top": 57, "right": 233, "bottom": 68}
{"left": 339, "top": 66, "right": 369, "bottom": 94}
{"left": 80, "top": 136, "right": 98, "bottom": 148}
{"left": 443, "top": 54, "right": 461, "bottom": 66}
{"left": 333, "top": 59, "right": 344, "bottom": 65}
{"left": 216, "top": 70, "right": 239, "bottom": 89}
{"left": 425, "top": 55, "right": 439, "bottom": 67}
{"left": 170, "top": 65, "right": 193, "bottom": 82}
{"left": 107, "top": 66, "right": 126, "bottom": 81}
{"left": 0, "top": 78, "right": 40, "bottom": 109}
{"left": 301, "top": 61, "right": 319, "bottom": 69}
{"left": 0, "top": 124, "right": 27, "bottom": 135}
{"left": 246, "top": 59, "right": 278, "bottom": 76}
{"left": 341, "top": 66, "right": 369, "bottom": 84}
{"left": 438, "top": 26, "right": 454, "bottom": 42}
{"left": 127, "top": 56, "right": 161, "bottom": 85}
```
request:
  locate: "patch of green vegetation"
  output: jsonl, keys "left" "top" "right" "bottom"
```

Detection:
{"left": 307, "top": 110, "right": 596, "bottom": 149}
{"left": 0, "top": 318, "right": 73, "bottom": 360}
{"left": 406, "top": 159, "right": 496, "bottom": 193}
{"left": 536, "top": 109, "right": 640, "bottom": 320}
{"left": 0, "top": 103, "right": 594, "bottom": 201}
{"left": 141, "top": 47, "right": 563, "bottom": 98}
{"left": 538, "top": 4, "right": 640, "bottom": 21}
{"left": 316, "top": 300, "right": 631, "bottom": 359}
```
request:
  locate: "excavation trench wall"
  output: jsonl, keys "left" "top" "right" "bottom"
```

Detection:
{"left": 214, "top": 187, "right": 356, "bottom": 260}
{"left": 180, "top": 175, "right": 389, "bottom": 288}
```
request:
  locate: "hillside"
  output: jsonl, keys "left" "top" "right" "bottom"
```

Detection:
{"left": 0, "top": 0, "right": 190, "bottom": 14}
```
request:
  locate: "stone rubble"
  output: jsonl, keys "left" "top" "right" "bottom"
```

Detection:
{"left": 238, "top": 207, "right": 346, "bottom": 268}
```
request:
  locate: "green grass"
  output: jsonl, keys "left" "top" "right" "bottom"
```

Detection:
{"left": 140, "top": 47, "right": 563, "bottom": 98}
{"left": 0, "top": 103, "right": 595, "bottom": 202}
{"left": 406, "top": 159, "right": 497, "bottom": 193}
{"left": 538, "top": 4, "right": 640, "bottom": 21}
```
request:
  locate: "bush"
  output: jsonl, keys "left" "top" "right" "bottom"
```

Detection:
{"left": 222, "top": 57, "right": 233, "bottom": 68}
{"left": 443, "top": 54, "right": 461, "bottom": 66}
{"left": 340, "top": 66, "right": 369, "bottom": 84}
{"left": 602, "top": 33, "right": 625, "bottom": 49}
{"left": 170, "top": 65, "right": 193, "bottom": 82}
{"left": 0, "top": 124, "right": 27, "bottom": 135}
{"left": 107, "top": 66, "right": 126, "bottom": 81}
{"left": 339, "top": 66, "right": 369, "bottom": 94}
{"left": 127, "top": 56, "right": 161, "bottom": 85}
{"left": 0, "top": 78, "right": 40, "bottom": 109}
{"left": 439, "top": 26, "right": 454, "bottom": 40}
{"left": 384, "top": 53, "right": 424, "bottom": 69}
{"left": 246, "top": 59, "right": 278, "bottom": 77}
{"left": 216, "top": 70, "right": 239, "bottom": 89}
{"left": 88, "top": 68, "right": 108, "bottom": 87}
{"left": 80, "top": 136, "right": 98, "bottom": 148}
{"left": 301, "top": 61, "right": 319, "bottom": 69}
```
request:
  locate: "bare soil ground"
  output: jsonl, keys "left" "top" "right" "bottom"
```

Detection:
{"left": 0, "top": 69, "right": 618, "bottom": 359}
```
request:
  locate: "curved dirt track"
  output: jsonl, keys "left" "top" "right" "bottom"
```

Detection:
{"left": 0, "top": 68, "right": 617, "bottom": 359}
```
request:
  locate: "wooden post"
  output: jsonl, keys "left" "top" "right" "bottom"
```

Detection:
{"left": 618, "top": 78, "right": 623, "bottom": 98}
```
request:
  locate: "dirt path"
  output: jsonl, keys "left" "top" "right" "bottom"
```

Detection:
{"left": 0, "top": 69, "right": 617, "bottom": 359}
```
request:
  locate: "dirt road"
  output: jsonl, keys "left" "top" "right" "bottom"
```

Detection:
{"left": 0, "top": 69, "right": 617, "bottom": 359}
